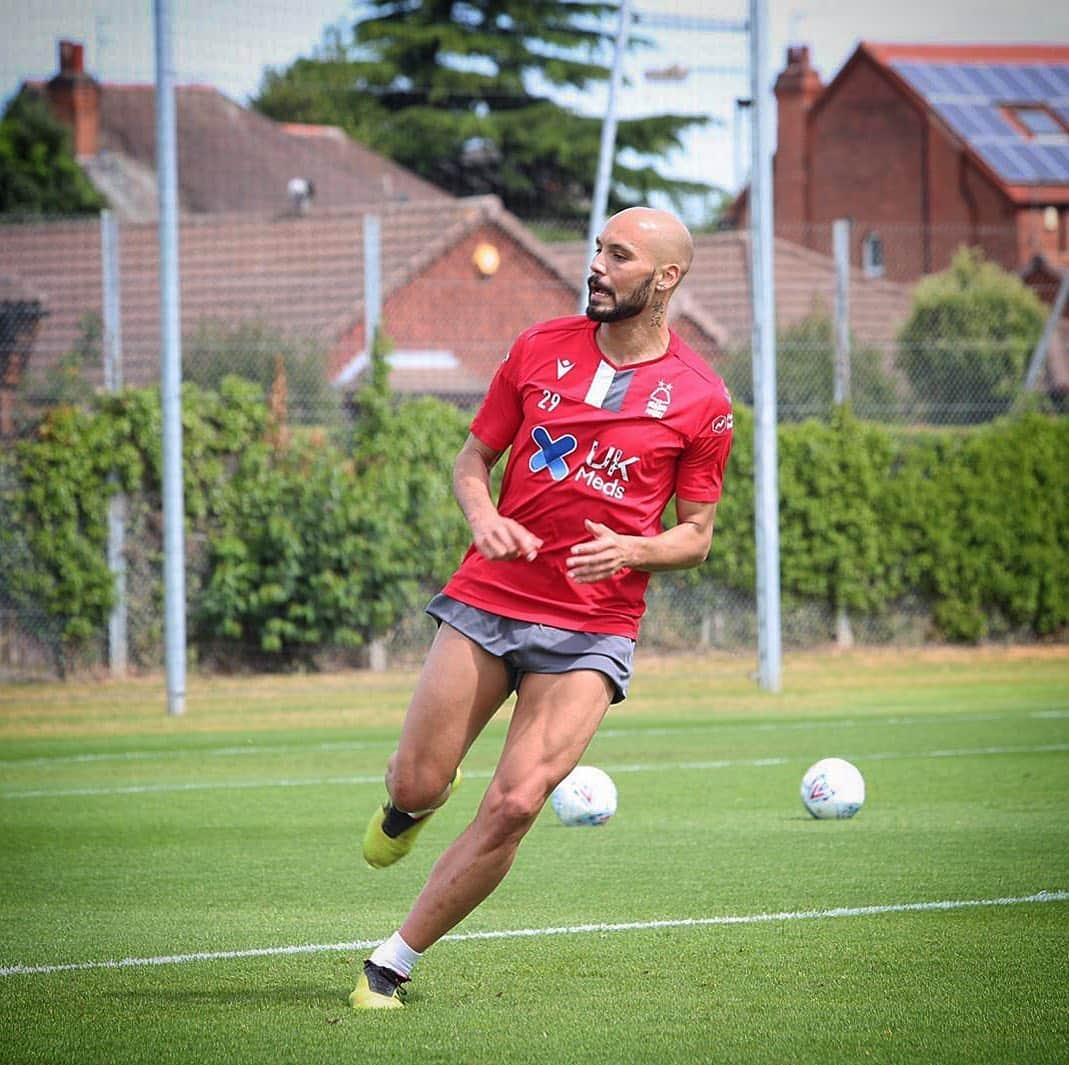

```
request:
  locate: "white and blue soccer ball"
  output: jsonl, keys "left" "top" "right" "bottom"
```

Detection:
{"left": 800, "top": 757, "right": 865, "bottom": 820}
{"left": 551, "top": 766, "right": 617, "bottom": 827}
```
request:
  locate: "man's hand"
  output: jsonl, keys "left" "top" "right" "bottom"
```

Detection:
{"left": 566, "top": 519, "right": 634, "bottom": 583}
{"left": 470, "top": 513, "right": 543, "bottom": 563}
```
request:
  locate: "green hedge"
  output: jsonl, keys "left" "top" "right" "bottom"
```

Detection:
{"left": 703, "top": 407, "right": 1068, "bottom": 641}
{"left": 2, "top": 390, "right": 1065, "bottom": 672}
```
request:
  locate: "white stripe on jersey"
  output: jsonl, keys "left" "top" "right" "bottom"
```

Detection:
{"left": 583, "top": 361, "right": 617, "bottom": 408}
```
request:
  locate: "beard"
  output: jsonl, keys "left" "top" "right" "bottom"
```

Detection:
{"left": 585, "top": 271, "right": 657, "bottom": 322}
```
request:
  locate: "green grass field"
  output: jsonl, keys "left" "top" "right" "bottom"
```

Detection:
{"left": 2, "top": 648, "right": 1068, "bottom": 1064}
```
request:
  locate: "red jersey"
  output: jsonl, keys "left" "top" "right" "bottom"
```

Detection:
{"left": 442, "top": 315, "right": 733, "bottom": 638}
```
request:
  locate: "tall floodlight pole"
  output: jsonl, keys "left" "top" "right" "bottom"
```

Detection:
{"left": 748, "top": 0, "right": 782, "bottom": 691}
{"left": 154, "top": 0, "right": 186, "bottom": 715}
{"left": 582, "top": 0, "right": 633, "bottom": 308}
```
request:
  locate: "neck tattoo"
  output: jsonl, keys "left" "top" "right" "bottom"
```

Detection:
{"left": 649, "top": 300, "right": 665, "bottom": 328}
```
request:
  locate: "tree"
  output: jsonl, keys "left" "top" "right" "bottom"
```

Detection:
{"left": 0, "top": 91, "right": 106, "bottom": 216}
{"left": 253, "top": 0, "right": 710, "bottom": 220}
{"left": 897, "top": 247, "right": 1046, "bottom": 424}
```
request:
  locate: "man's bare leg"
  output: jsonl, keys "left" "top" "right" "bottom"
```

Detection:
{"left": 387, "top": 623, "right": 512, "bottom": 813}
{"left": 361, "top": 624, "right": 510, "bottom": 872}
{"left": 399, "top": 668, "right": 613, "bottom": 952}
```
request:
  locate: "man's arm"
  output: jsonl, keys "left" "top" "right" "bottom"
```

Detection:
{"left": 454, "top": 434, "right": 543, "bottom": 562}
{"left": 564, "top": 497, "right": 717, "bottom": 584}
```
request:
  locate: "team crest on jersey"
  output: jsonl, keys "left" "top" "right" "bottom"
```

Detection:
{"left": 645, "top": 380, "right": 672, "bottom": 419}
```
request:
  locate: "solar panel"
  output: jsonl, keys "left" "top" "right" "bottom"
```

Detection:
{"left": 1026, "top": 65, "right": 1068, "bottom": 98}
{"left": 976, "top": 142, "right": 1034, "bottom": 182}
{"left": 1049, "top": 66, "right": 1069, "bottom": 95}
{"left": 894, "top": 62, "right": 943, "bottom": 95}
{"left": 1045, "top": 144, "right": 1069, "bottom": 175}
{"left": 932, "top": 102, "right": 1005, "bottom": 139}
{"left": 940, "top": 64, "right": 981, "bottom": 95}
{"left": 890, "top": 58, "right": 1069, "bottom": 184}
{"left": 959, "top": 64, "right": 1011, "bottom": 97}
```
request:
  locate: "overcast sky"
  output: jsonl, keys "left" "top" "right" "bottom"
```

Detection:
{"left": 2, "top": 0, "right": 1068, "bottom": 194}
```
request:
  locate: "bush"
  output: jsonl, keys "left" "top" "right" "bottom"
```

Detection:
{"left": 195, "top": 334, "right": 471, "bottom": 665}
{"left": 688, "top": 408, "right": 1068, "bottom": 643}
{"left": 897, "top": 247, "right": 1046, "bottom": 424}
{"left": 887, "top": 413, "right": 1068, "bottom": 640}
{"left": 184, "top": 319, "right": 341, "bottom": 427}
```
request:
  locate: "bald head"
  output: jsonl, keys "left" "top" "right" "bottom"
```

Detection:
{"left": 602, "top": 207, "right": 694, "bottom": 282}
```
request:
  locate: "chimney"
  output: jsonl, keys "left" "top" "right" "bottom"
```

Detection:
{"left": 46, "top": 40, "right": 101, "bottom": 159}
{"left": 773, "top": 45, "right": 823, "bottom": 230}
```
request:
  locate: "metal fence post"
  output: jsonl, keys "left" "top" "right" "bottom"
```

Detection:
{"left": 362, "top": 212, "right": 388, "bottom": 672}
{"left": 155, "top": 0, "right": 186, "bottom": 715}
{"left": 749, "top": 0, "right": 782, "bottom": 691}
{"left": 832, "top": 217, "right": 854, "bottom": 648}
{"left": 833, "top": 218, "right": 852, "bottom": 406}
{"left": 364, "top": 213, "right": 381, "bottom": 348}
{"left": 1024, "top": 270, "right": 1069, "bottom": 392}
{"left": 101, "top": 209, "right": 127, "bottom": 676}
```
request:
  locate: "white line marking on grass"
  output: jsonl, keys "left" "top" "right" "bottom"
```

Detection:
{"left": 1, "top": 774, "right": 388, "bottom": 799}
{"left": 0, "top": 739, "right": 393, "bottom": 769}
{"left": 2, "top": 890, "right": 1065, "bottom": 978}
{"left": 5, "top": 708, "right": 1064, "bottom": 771}
{"left": 4, "top": 744, "right": 1067, "bottom": 801}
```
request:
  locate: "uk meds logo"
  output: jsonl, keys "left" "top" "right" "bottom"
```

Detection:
{"left": 529, "top": 426, "right": 578, "bottom": 481}
{"left": 573, "top": 440, "right": 640, "bottom": 500}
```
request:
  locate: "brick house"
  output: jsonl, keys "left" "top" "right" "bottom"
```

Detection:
{"left": 0, "top": 197, "right": 725, "bottom": 412}
{"left": 725, "top": 41, "right": 1069, "bottom": 396}
{"left": 748, "top": 42, "right": 1069, "bottom": 282}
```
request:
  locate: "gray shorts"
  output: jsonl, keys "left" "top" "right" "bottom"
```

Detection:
{"left": 426, "top": 594, "right": 635, "bottom": 704}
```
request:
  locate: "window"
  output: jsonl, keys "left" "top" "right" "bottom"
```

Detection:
{"left": 862, "top": 232, "right": 885, "bottom": 279}
{"left": 1010, "top": 106, "right": 1067, "bottom": 140}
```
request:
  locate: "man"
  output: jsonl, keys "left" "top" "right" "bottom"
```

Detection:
{"left": 351, "top": 207, "right": 733, "bottom": 1009}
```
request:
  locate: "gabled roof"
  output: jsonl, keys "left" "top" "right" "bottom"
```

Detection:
{"left": 0, "top": 196, "right": 725, "bottom": 402}
{"left": 0, "top": 198, "right": 486, "bottom": 391}
{"left": 843, "top": 43, "right": 1069, "bottom": 203}
{"left": 97, "top": 83, "right": 450, "bottom": 215}
{"left": 24, "top": 79, "right": 450, "bottom": 219}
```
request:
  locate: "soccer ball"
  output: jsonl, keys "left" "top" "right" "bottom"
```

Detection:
{"left": 800, "top": 758, "right": 865, "bottom": 820}
{"left": 550, "top": 766, "right": 617, "bottom": 827}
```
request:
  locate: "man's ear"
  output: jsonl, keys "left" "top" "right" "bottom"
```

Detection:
{"left": 657, "top": 263, "right": 682, "bottom": 292}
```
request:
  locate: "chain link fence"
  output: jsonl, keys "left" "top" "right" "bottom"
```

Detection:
{"left": 2, "top": 206, "right": 1065, "bottom": 679}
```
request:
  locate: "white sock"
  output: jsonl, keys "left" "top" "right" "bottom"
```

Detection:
{"left": 369, "top": 931, "right": 422, "bottom": 979}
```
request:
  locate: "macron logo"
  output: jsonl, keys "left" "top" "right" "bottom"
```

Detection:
{"left": 556, "top": 358, "right": 575, "bottom": 380}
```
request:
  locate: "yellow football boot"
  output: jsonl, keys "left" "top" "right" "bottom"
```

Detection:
{"left": 361, "top": 769, "right": 461, "bottom": 869}
{"left": 349, "top": 961, "right": 408, "bottom": 1009}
